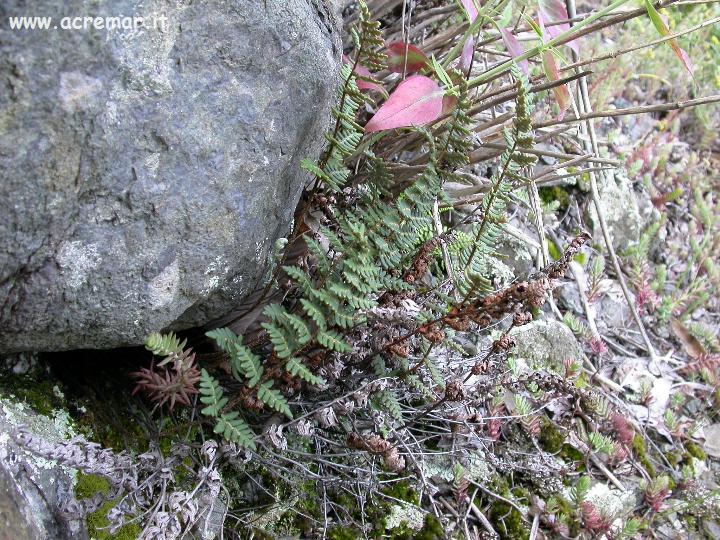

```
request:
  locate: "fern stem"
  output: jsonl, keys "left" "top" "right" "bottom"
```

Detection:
{"left": 461, "top": 139, "right": 518, "bottom": 303}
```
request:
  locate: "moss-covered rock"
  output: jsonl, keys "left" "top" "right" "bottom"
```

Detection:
{"left": 75, "top": 474, "right": 141, "bottom": 540}
{"left": 0, "top": 394, "right": 87, "bottom": 539}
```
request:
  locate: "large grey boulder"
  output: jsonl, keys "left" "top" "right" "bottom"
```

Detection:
{"left": 0, "top": 0, "right": 341, "bottom": 352}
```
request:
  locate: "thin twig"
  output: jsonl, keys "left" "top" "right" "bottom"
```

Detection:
{"left": 534, "top": 95, "right": 720, "bottom": 129}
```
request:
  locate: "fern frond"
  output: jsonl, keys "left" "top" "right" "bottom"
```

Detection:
{"left": 205, "top": 328, "right": 238, "bottom": 353}
{"left": 317, "top": 330, "right": 353, "bottom": 353}
{"left": 214, "top": 412, "right": 256, "bottom": 451}
{"left": 283, "top": 265, "right": 314, "bottom": 295}
{"left": 262, "top": 320, "right": 293, "bottom": 359}
{"left": 232, "top": 345, "right": 263, "bottom": 388}
{"left": 371, "top": 389, "right": 404, "bottom": 425}
{"left": 257, "top": 381, "right": 293, "bottom": 419}
{"left": 198, "top": 369, "right": 228, "bottom": 417}
{"left": 145, "top": 332, "right": 186, "bottom": 357}
{"left": 353, "top": 0, "right": 387, "bottom": 72}
{"left": 206, "top": 328, "right": 264, "bottom": 387}
{"left": 286, "top": 357, "right": 326, "bottom": 387}
{"left": 459, "top": 66, "right": 535, "bottom": 297}
{"left": 300, "top": 298, "right": 327, "bottom": 330}
{"left": 372, "top": 355, "right": 387, "bottom": 376}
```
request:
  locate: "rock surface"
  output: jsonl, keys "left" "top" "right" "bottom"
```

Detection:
{"left": 510, "top": 319, "right": 584, "bottom": 370}
{"left": 0, "top": 397, "right": 88, "bottom": 540}
{"left": 588, "top": 169, "right": 657, "bottom": 250}
{"left": 0, "top": 0, "right": 340, "bottom": 352}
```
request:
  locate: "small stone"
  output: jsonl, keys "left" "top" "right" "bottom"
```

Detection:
{"left": 588, "top": 170, "right": 658, "bottom": 251}
{"left": 702, "top": 424, "right": 720, "bottom": 458}
{"left": 510, "top": 319, "right": 584, "bottom": 370}
{"left": 0, "top": 396, "right": 88, "bottom": 539}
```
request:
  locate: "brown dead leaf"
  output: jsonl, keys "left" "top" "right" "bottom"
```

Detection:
{"left": 670, "top": 319, "right": 706, "bottom": 360}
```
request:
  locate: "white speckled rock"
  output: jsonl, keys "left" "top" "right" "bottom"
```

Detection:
{"left": 588, "top": 169, "right": 657, "bottom": 250}
{"left": 0, "top": 0, "right": 341, "bottom": 351}
{"left": 0, "top": 397, "right": 88, "bottom": 539}
{"left": 510, "top": 319, "right": 584, "bottom": 370}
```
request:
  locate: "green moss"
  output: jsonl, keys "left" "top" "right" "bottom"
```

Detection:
{"left": 414, "top": 514, "right": 445, "bottom": 540}
{"left": 73, "top": 403, "right": 147, "bottom": 454}
{"left": 632, "top": 434, "right": 656, "bottom": 477}
{"left": 387, "top": 522, "right": 415, "bottom": 540}
{"left": 75, "top": 473, "right": 110, "bottom": 499}
{"left": 86, "top": 500, "right": 141, "bottom": 540}
{"left": 329, "top": 526, "right": 360, "bottom": 540}
{"left": 75, "top": 474, "right": 140, "bottom": 540}
{"left": 489, "top": 501, "right": 529, "bottom": 540}
{"left": 383, "top": 481, "right": 420, "bottom": 506}
{"left": 480, "top": 476, "right": 530, "bottom": 540}
{"left": 539, "top": 186, "right": 570, "bottom": 211}
{"left": 632, "top": 434, "right": 646, "bottom": 455}
{"left": 559, "top": 444, "right": 585, "bottom": 469}
{"left": 1, "top": 376, "right": 63, "bottom": 417}
{"left": 573, "top": 252, "right": 588, "bottom": 266}
{"left": 665, "top": 449, "right": 683, "bottom": 467}
{"left": 685, "top": 441, "right": 707, "bottom": 461}
{"left": 538, "top": 421, "right": 566, "bottom": 453}
{"left": 548, "top": 240, "right": 562, "bottom": 261}
{"left": 307, "top": 481, "right": 432, "bottom": 539}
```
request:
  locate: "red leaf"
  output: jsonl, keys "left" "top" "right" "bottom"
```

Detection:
{"left": 365, "top": 75, "right": 444, "bottom": 133}
{"left": 460, "top": 36, "right": 474, "bottom": 75}
{"left": 461, "top": 0, "right": 479, "bottom": 21}
{"left": 386, "top": 42, "right": 429, "bottom": 73}
{"left": 343, "top": 55, "right": 385, "bottom": 94}
{"left": 500, "top": 28, "right": 529, "bottom": 75}
{"left": 355, "top": 64, "right": 385, "bottom": 93}
{"left": 442, "top": 95, "right": 458, "bottom": 116}
{"left": 542, "top": 50, "right": 570, "bottom": 119}
{"left": 538, "top": 0, "right": 580, "bottom": 55}
{"left": 644, "top": 0, "right": 694, "bottom": 78}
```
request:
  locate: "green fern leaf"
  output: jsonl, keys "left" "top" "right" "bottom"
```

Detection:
{"left": 317, "top": 330, "right": 353, "bottom": 353}
{"left": 371, "top": 389, "right": 404, "bottom": 425}
{"left": 215, "top": 412, "right": 256, "bottom": 450}
{"left": 257, "top": 381, "right": 293, "bottom": 419}
{"left": 282, "top": 265, "right": 313, "bottom": 294}
{"left": 305, "top": 237, "right": 332, "bottom": 276}
{"left": 262, "top": 321, "right": 293, "bottom": 359}
{"left": 198, "top": 369, "right": 228, "bottom": 417}
{"left": 286, "top": 357, "right": 325, "bottom": 386}
{"left": 332, "top": 306, "right": 358, "bottom": 329}
{"left": 300, "top": 298, "right": 327, "bottom": 330}
{"left": 205, "top": 327, "right": 239, "bottom": 353}
{"left": 230, "top": 344, "right": 263, "bottom": 388}
{"left": 284, "top": 313, "right": 312, "bottom": 345}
